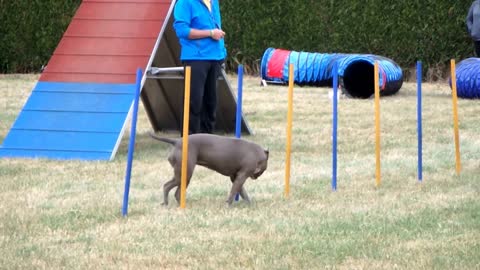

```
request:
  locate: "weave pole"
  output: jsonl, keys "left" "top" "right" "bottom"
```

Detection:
{"left": 332, "top": 62, "right": 339, "bottom": 191}
{"left": 284, "top": 63, "right": 294, "bottom": 198}
{"left": 417, "top": 61, "right": 423, "bottom": 182}
{"left": 180, "top": 66, "right": 191, "bottom": 209}
{"left": 122, "top": 68, "right": 143, "bottom": 217}
{"left": 374, "top": 61, "right": 381, "bottom": 187}
{"left": 234, "top": 65, "right": 244, "bottom": 201}
{"left": 450, "top": 59, "right": 462, "bottom": 174}
{"left": 235, "top": 64, "right": 244, "bottom": 138}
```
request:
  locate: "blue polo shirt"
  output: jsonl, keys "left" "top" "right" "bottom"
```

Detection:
{"left": 173, "top": 0, "right": 227, "bottom": 60}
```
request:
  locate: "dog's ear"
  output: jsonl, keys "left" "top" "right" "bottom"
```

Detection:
{"left": 264, "top": 148, "right": 269, "bottom": 158}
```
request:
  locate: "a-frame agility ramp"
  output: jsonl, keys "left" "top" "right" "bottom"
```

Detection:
{"left": 0, "top": 0, "right": 251, "bottom": 160}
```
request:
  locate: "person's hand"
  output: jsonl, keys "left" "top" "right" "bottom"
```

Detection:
{"left": 211, "top": 29, "right": 225, "bottom": 40}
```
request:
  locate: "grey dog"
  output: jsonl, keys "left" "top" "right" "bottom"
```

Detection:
{"left": 149, "top": 132, "right": 269, "bottom": 206}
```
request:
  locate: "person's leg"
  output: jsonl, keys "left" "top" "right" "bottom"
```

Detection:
{"left": 200, "top": 61, "right": 221, "bottom": 133}
{"left": 184, "top": 60, "right": 209, "bottom": 134}
{"left": 475, "top": 40, "right": 480, "bottom": 57}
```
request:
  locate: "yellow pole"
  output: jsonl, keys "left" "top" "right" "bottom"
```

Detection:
{"left": 450, "top": 59, "right": 462, "bottom": 174}
{"left": 285, "top": 63, "right": 294, "bottom": 198}
{"left": 180, "top": 66, "right": 191, "bottom": 209}
{"left": 374, "top": 61, "right": 381, "bottom": 187}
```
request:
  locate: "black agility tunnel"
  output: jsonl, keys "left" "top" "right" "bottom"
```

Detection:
{"left": 261, "top": 48, "right": 403, "bottom": 98}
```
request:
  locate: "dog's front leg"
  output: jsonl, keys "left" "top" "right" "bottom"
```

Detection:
{"left": 226, "top": 174, "right": 248, "bottom": 206}
{"left": 230, "top": 176, "right": 251, "bottom": 204}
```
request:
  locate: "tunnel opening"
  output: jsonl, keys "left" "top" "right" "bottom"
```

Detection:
{"left": 342, "top": 60, "right": 375, "bottom": 99}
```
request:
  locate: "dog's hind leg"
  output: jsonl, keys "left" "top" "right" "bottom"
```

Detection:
{"left": 230, "top": 176, "right": 251, "bottom": 203}
{"left": 173, "top": 165, "right": 182, "bottom": 205}
{"left": 162, "top": 177, "right": 178, "bottom": 206}
{"left": 173, "top": 161, "right": 196, "bottom": 205}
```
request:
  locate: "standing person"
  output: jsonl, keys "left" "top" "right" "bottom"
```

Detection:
{"left": 466, "top": 0, "right": 480, "bottom": 57}
{"left": 173, "top": 0, "right": 227, "bottom": 134}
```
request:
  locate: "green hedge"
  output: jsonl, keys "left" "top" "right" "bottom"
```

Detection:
{"left": 0, "top": 0, "right": 475, "bottom": 79}
{"left": 0, "top": 0, "right": 81, "bottom": 73}
{"left": 222, "top": 0, "right": 474, "bottom": 78}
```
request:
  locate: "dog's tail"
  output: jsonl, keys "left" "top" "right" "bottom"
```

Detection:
{"left": 148, "top": 132, "right": 178, "bottom": 145}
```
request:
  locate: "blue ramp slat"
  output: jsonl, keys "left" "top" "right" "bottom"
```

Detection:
{"left": 34, "top": 81, "right": 136, "bottom": 94}
{"left": 12, "top": 111, "right": 128, "bottom": 133}
{"left": 0, "top": 149, "right": 112, "bottom": 160}
{"left": 2, "top": 130, "right": 118, "bottom": 152}
{"left": 0, "top": 82, "right": 137, "bottom": 160}
{"left": 23, "top": 91, "right": 134, "bottom": 113}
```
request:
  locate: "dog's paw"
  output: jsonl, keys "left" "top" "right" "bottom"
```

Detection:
{"left": 247, "top": 197, "right": 256, "bottom": 206}
{"left": 225, "top": 201, "right": 234, "bottom": 208}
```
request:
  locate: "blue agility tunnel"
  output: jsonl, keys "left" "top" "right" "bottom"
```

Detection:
{"left": 452, "top": 58, "right": 480, "bottom": 99}
{"left": 337, "top": 54, "right": 403, "bottom": 98}
{"left": 261, "top": 48, "right": 403, "bottom": 98}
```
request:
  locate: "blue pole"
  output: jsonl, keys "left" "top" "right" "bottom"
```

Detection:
{"left": 235, "top": 65, "right": 244, "bottom": 138}
{"left": 417, "top": 61, "right": 423, "bottom": 182}
{"left": 235, "top": 65, "right": 244, "bottom": 201}
{"left": 332, "top": 62, "right": 338, "bottom": 191}
{"left": 122, "top": 68, "right": 143, "bottom": 217}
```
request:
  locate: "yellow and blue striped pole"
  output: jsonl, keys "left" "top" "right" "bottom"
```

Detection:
{"left": 122, "top": 68, "right": 143, "bottom": 217}
{"left": 417, "top": 61, "right": 423, "bottom": 182}
{"left": 285, "top": 63, "right": 294, "bottom": 198}
{"left": 180, "top": 66, "right": 191, "bottom": 209}
{"left": 332, "top": 62, "right": 339, "bottom": 191}
{"left": 374, "top": 61, "right": 381, "bottom": 187}
{"left": 450, "top": 59, "right": 461, "bottom": 174}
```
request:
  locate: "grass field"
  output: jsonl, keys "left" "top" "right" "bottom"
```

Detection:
{"left": 0, "top": 74, "right": 479, "bottom": 269}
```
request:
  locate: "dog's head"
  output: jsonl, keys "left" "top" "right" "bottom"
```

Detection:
{"left": 252, "top": 148, "right": 269, "bottom": 179}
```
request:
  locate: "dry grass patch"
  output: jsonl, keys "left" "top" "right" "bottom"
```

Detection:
{"left": 0, "top": 74, "right": 479, "bottom": 269}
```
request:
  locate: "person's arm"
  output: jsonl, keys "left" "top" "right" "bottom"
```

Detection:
{"left": 188, "top": 28, "right": 225, "bottom": 41}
